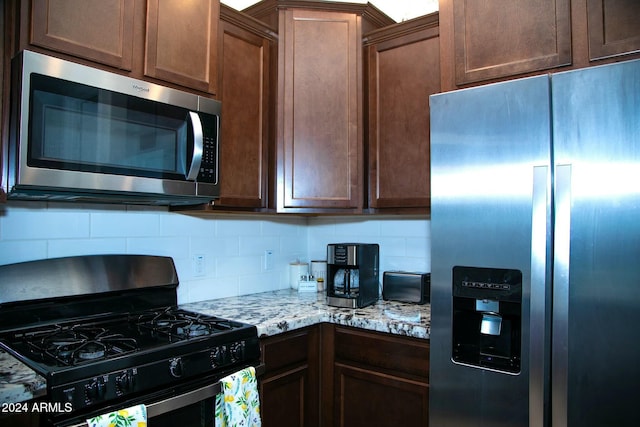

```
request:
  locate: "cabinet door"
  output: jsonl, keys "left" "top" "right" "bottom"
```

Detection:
{"left": 1, "top": 0, "right": 6, "bottom": 202}
{"left": 332, "top": 326, "right": 430, "bottom": 427}
{"left": 260, "top": 327, "right": 320, "bottom": 427}
{"left": 452, "top": 0, "right": 571, "bottom": 84}
{"left": 277, "top": 9, "right": 362, "bottom": 212}
{"left": 260, "top": 366, "right": 307, "bottom": 427}
{"left": 31, "top": 0, "right": 135, "bottom": 70}
{"left": 217, "top": 15, "right": 272, "bottom": 208}
{"left": 145, "top": 0, "right": 219, "bottom": 95}
{"left": 367, "top": 20, "right": 439, "bottom": 210}
{"left": 334, "top": 363, "right": 429, "bottom": 427}
{"left": 587, "top": 0, "right": 640, "bottom": 60}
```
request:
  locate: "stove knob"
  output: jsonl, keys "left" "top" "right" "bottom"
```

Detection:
{"left": 229, "top": 342, "right": 244, "bottom": 362}
{"left": 211, "top": 345, "right": 226, "bottom": 367}
{"left": 86, "top": 378, "right": 106, "bottom": 400}
{"left": 169, "top": 357, "right": 184, "bottom": 378}
{"left": 117, "top": 371, "right": 134, "bottom": 392}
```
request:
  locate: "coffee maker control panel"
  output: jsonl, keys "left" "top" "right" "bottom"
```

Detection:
{"left": 328, "top": 244, "right": 358, "bottom": 266}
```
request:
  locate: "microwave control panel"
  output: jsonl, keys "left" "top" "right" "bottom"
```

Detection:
{"left": 198, "top": 115, "right": 219, "bottom": 184}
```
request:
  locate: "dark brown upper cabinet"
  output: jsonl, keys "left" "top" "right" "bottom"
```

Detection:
{"left": 587, "top": 0, "right": 640, "bottom": 61}
{"left": 216, "top": 5, "right": 275, "bottom": 209}
{"left": 30, "top": 0, "right": 136, "bottom": 70}
{"left": 439, "top": 0, "right": 640, "bottom": 91}
{"left": 145, "top": 0, "right": 220, "bottom": 95}
{"left": 277, "top": 7, "right": 363, "bottom": 212}
{"left": 364, "top": 14, "right": 440, "bottom": 213}
{"left": 452, "top": 0, "right": 572, "bottom": 85}
{"left": 25, "top": 0, "right": 221, "bottom": 96}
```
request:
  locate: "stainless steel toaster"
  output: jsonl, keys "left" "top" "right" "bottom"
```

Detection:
{"left": 382, "top": 271, "right": 430, "bottom": 304}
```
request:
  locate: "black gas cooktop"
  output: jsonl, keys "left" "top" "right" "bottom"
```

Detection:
{"left": 0, "top": 255, "right": 260, "bottom": 413}
{"left": 1, "top": 307, "right": 254, "bottom": 372}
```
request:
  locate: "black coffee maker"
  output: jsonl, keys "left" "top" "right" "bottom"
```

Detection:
{"left": 326, "top": 243, "right": 379, "bottom": 308}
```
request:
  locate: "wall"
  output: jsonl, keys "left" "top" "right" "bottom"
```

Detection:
{"left": 0, "top": 202, "right": 430, "bottom": 303}
{"left": 307, "top": 216, "right": 431, "bottom": 273}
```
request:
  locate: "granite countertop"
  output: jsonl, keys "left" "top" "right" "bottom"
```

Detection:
{"left": 0, "top": 289, "right": 430, "bottom": 405}
{"left": 0, "top": 350, "right": 46, "bottom": 404}
{"left": 182, "top": 288, "right": 431, "bottom": 339}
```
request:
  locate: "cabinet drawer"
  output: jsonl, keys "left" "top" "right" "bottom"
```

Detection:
{"left": 334, "top": 326, "right": 429, "bottom": 380}
{"left": 261, "top": 328, "right": 311, "bottom": 372}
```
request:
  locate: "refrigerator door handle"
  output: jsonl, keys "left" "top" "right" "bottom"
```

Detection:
{"left": 552, "top": 164, "right": 572, "bottom": 427}
{"left": 530, "top": 165, "right": 550, "bottom": 427}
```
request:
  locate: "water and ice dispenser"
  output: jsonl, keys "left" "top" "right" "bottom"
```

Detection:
{"left": 452, "top": 266, "right": 522, "bottom": 373}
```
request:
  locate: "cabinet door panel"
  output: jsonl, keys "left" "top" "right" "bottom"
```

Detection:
{"left": 145, "top": 0, "right": 219, "bottom": 94}
{"left": 278, "top": 9, "right": 362, "bottom": 211}
{"left": 1, "top": 1, "right": 6, "bottom": 202}
{"left": 453, "top": 0, "right": 571, "bottom": 84}
{"left": 587, "top": 0, "right": 640, "bottom": 60}
{"left": 260, "top": 366, "right": 306, "bottom": 427}
{"left": 368, "top": 27, "right": 439, "bottom": 209}
{"left": 260, "top": 326, "right": 320, "bottom": 427}
{"left": 218, "top": 20, "right": 270, "bottom": 208}
{"left": 334, "top": 363, "right": 429, "bottom": 427}
{"left": 31, "top": 0, "right": 135, "bottom": 70}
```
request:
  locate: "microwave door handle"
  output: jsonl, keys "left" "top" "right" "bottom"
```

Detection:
{"left": 186, "top": 111, "right": 204, "bottom": 181}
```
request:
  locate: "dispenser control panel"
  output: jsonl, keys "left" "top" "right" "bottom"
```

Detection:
{"left": 452, "top": 266, "right": 522, "bottom": 374}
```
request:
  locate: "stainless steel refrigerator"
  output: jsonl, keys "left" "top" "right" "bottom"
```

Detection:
{"left": 429, "top": 59, "right": 640, "bottom": 427}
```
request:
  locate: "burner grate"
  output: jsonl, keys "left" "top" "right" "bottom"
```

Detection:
{"left": 24, "top": 325, "right": 138, "bottom": 366}
{"left": 134, "top": 308, "right": 235, "bottom": 341}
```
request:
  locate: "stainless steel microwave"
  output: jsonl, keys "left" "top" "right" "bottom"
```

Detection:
{"left": 5, "top": 50, "right": 221, "bottom": 205}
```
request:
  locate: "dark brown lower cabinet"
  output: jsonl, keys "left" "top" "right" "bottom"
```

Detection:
{"left": 332, "top": 325, "right": 430, "bottom": 427}
{"left": 259, "top": 325, "right": 321, "bottom": 427}
{"left": 333, "top": 364, "right": 429, "bottom": 427}
{"left": 259, "top": 324, "right": 430, "bottom": 427}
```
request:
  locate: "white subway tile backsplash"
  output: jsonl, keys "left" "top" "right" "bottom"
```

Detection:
{"left": 0, "top": 240, "right": 48, "bottom": 265}
{"left": 160, "top": 212, "right": 215, "bottom": 236}
{"left": 238, "top": 236, "right": 280, "bottom": 256}
{"left": 1, "top": 208, "right": 90, "bottom": 240}
{"left": 375, "top": 237, "right": 407, "bottom": 257}
{"left": 238, "top": 271, "right": 281, "bottom": 295}
{"left": 126, "top": 236, "right": 190, "bottom": 258}
{"left": 191, "top": 236, "right": 238, "bottom": 257}
{"left": 216, "top": 218, "right": 261, "bottom": 236}
{"left": 0, "top": 202, "right": 430, "bottom": 304}
{"left": 91, "top": 211, "right": 160, "bottom": 237}
{"left": 216, "top": 255, "right": 263, "bottom": 278}
{"left": 261, "top": 217, "right": 307, "bottom": 236}
{"left": 48, "top": 238, "right": 127, "bottom": 258}
{"left": 181, "top": 276, "right": 239, "bottom": 303}
{"left": 333, "top": 218, "right": 380, "bottom": 236}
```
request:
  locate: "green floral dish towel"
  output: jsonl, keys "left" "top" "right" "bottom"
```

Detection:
{"left": 86, "top": 403, "right": 147, "bottom": 427}
{"left": 215, "top": 366, "right": 261, "bottom": 427}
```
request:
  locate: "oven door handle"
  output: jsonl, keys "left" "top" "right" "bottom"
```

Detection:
{"left": 148, "top": 363, "right": 265, "bottom": 418}
{"left": 147, "top": 381, "right": 221, "bottom": 418}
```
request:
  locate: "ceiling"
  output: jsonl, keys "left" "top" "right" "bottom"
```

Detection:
{"left": 220, "top": 0, "right": 439, "bottom": 22}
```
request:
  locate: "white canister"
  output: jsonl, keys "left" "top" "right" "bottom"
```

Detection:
{"left": 310, "top": 260, "right": 327, "bottom": 291}
{"left": 289, "top": 262, "right": 309, "bottom": 290}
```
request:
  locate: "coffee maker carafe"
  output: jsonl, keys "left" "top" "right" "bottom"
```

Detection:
{"left": 326, "top": 243, "right": 379, "bottom": 308}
